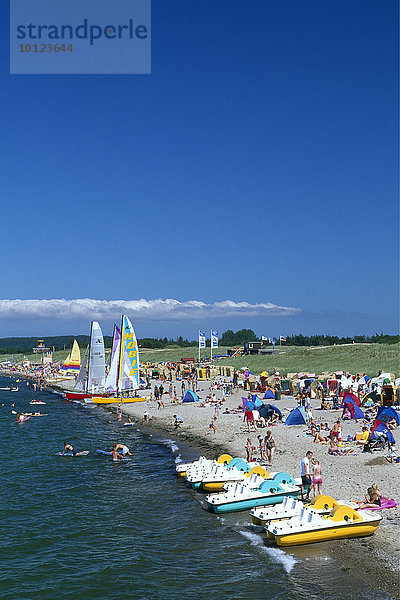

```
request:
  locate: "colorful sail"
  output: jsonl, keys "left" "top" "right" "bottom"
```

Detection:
{"left": 119, "top": 315, "right": 140, "bottom": 391}
{"left": 105, "top": 325, "right": 121, "bottom": 392}
{"left": 74, "top": 345, "right": 88, "bottom": 391}
{"left": 87, "top": 321, "right": 106, "bottom": 392}
{"left": 60, "top": 339, "right": 81, "bottom": 376}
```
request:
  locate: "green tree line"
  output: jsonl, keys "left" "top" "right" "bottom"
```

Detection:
{"left": 0, "top": 331, "right": 397, "bottom": 355}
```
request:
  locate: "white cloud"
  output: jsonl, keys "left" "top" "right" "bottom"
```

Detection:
{"left": 0, "top": 298, "right": 300, "bottom": 321}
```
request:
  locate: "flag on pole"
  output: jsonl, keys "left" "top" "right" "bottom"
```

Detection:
{"left": 280, "top": 336, "right": 286, "bottom": 342}
{"left": 199, "top": 331, "right": 206, "bottom": 348}
{"left": 271, "top": 337, "right": 278, "bottom": 347}
{"left": 261, "top": 335, "right": 268, "bottom": 341}
{"left": 211, "top": 330, "right": 219, "bottom": 348}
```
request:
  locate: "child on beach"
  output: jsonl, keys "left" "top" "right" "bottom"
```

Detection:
{"left": 206, "top": 416, "right": 217, "bottom": 434}
{"left": 311, "top": 458, "right": 323, "bottom": 496}
{"left": 245, "top": 438, "right": 254, "bottom": 462}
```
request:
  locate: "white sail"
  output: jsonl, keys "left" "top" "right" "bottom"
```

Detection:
{"left": 73, "top": 345, "right": 88, "bottom": 391}
{"left": 87, "top": 321, "right": 106, "bottom": 392}
{"left": 105, "top": 325, "right": 121, "bottom": 392}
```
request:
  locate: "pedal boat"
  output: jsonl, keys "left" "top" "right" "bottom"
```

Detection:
{"left": 185, "top": 457, "right": 252, "bottom": 490}
{"left": 205, "top": 474, "right": 300, "bottom": 514}
{"left": 175, "top": 454, "right": 232, "bottom": 479}
{"left": 251, "top": 494, "right": 353, "bottom": 528}
{"left": 201, "top": 462, "right": 268, "bottom": 492}
{"left": 268, "top": 504, "right": 382, "bottom": 546}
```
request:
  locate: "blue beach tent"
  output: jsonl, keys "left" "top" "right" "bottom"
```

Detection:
{"left": 251, "top": 395, "right": 264, "bottom": 409}
{"left": 182, "top": 390, "right": 200, "bottom": 403}
{"left": 375, "top": 406, "right": 400, "bottom": 425}
{"left": 285, "top": 406, "right": 306, "bottom": 426}
{"left": 263, "top": 388, "right": 275, "bottom": 400}
{"left": 370, "top": 423, "right": 395, "bottom": 445}
{"left": 259, "top": 404, "right": 282, "bottom": 420}
{"left": 242, "top": 398, "right": 255, "bottom": 411}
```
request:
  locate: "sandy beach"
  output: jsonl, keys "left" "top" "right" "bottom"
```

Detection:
{"left": 113, "top": 380, "right": 400, "bottom": 599}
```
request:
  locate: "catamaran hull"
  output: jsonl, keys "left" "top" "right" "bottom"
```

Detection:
{"left": 274, "top": 521, "right": 381, "bottom": 547}
{"left": 92, "top": 397, "right": 146, "bottom": 404}
{"left": 65, "top": 392, "right": 111, "bottom": 400}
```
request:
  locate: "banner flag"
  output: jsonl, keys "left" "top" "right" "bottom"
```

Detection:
{"left": 211, "top": 329, "right": 219, "bottom": 348}
{"left": 280, "top": 336, "right": 287, "bottom": 342}
{"left": 199, "top": 331, "right": 206, "bottom": 348}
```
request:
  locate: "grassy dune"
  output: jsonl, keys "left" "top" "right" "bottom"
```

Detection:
{"left": 1, "top": 343, "right": 398, "bottom": 378}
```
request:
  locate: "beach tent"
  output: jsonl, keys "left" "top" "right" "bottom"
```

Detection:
{"left": 251, "top": 394, "right": 264, "bottom": 409}
{"left": 371, "top": 373, "right": 392, "bottom": 386}
{"left": 361, "top": 391, "right": 380, "bottom": 406}
{"left": 285, "top": 406, "right": 306, "bottom": 426}
{"left": 242, "top": 398, "right": 255, "bottom": 411}
{"left": 182, "top": 390, "right": 200, "bottom": 403}
{"left": 342, "top": 397, "right": 364, "bottom": 420}
{"left": 376, "top": 406, "right": 400, "bottom": 424}
{"left": 263, "top": 387, "right": 275, "bottom": 400}
{"left": 370, "top": 423, "right": 395, "bottom": 445}
{"left": 370, "top": 407, "right": 400, "bottom": 434}
{"left": 341, "top": 392, "right": 361, "bottom": 407}
{"left": 259, "top": 404, "right": 282, "bottom": 420}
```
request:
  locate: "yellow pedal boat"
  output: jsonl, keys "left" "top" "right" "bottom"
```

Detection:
{"left": 268, "top": 504, "right": 382, "bottom": 547}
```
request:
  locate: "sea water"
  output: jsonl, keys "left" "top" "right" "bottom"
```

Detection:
{"left": 0, "top": 377, "right": 392, "bottom": 600}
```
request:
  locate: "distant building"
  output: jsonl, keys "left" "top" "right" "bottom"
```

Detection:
{"left": 244, "top": 341, "right": 280, "bottom": 356}
{"left": 244, "top": 341, "right": 263, "bottom": 355}
{"left": 33, "top": 340, "right": 50, "bottom": 353}
{"left": 32, "top": 339, "right": 53, "bottom": 364}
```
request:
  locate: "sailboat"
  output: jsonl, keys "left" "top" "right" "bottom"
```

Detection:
{"left": 47, "top": 339, "right": 81, "bottom": 382}
{"left": 93, "top": 315, "right": 145, "bottom": 404}
{"left": 66, "top": 322, "right": 107, "bottom": 400}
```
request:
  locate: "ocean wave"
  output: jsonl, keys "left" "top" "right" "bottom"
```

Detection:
{"left": 239, "top": 530, "right": 297, "bottom": 573}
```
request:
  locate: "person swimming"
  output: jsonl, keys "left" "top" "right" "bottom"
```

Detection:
{"left": 114, "top": 443, "right": 132, "bottom": 456}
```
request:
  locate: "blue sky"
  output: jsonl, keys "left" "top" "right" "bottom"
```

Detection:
{"left": 1, "top": 0, "right": 398, "bottom": 338}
